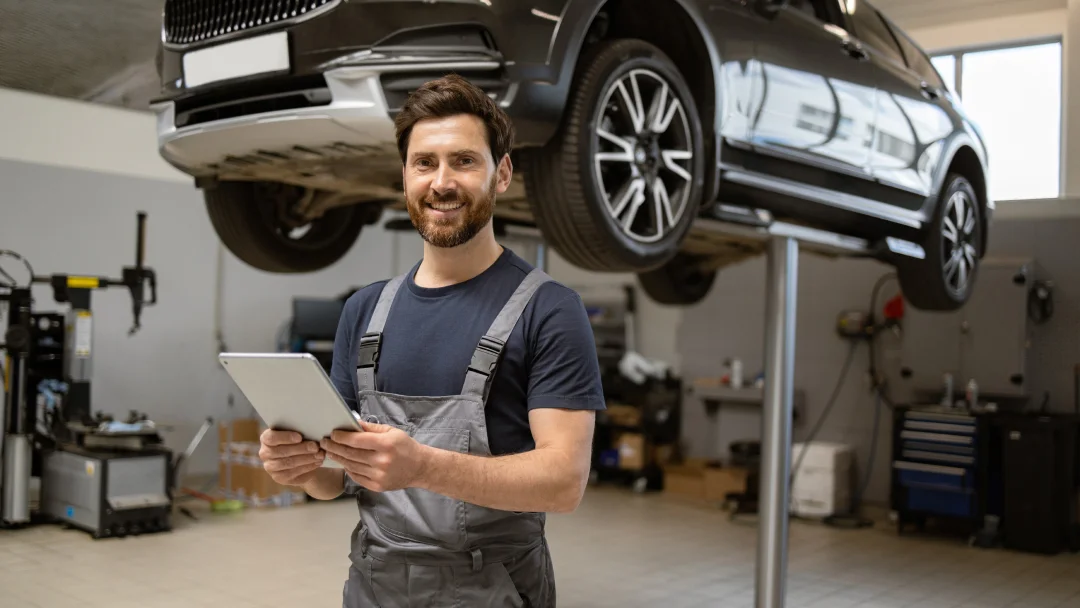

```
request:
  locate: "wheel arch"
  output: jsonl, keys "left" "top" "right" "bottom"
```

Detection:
{"left": 539, "top": 0, "right": 723, "bottom": 204}
{"left": 944, "top": 143, "right": 990, "bottom": 256}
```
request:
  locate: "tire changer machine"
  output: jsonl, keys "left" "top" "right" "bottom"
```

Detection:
{"left": 0, "top": 212, "right": 172, "bottom": 539}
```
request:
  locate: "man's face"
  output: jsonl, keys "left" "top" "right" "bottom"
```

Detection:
{"left": 402, "top": 114, "right": 512, "bottom": 248}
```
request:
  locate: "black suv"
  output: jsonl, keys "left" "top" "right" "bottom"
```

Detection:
{"left": 152, "top": 0, "right": 990, "bottom": 311}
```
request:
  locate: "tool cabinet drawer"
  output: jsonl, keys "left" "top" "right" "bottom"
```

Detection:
{"left": 894, "top": 461, "right": 973, "bottom": 492}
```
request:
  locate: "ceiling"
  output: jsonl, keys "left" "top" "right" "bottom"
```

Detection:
{"left": 0, "top": 0, "right": 164, "bottom": 110}
{"left": 873, "top": 0, "right": 1065, "bottom": 30}
{"left": 0, "top": 0, "right": 1066, "bottom": 113}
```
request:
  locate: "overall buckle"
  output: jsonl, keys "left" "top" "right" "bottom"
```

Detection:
{"left": 468, "top": 335, "right": 505, "bottom": 378}
{"left": 356, "top": 332, "right": 382, "bottom": 371}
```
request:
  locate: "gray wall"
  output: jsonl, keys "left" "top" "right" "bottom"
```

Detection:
{"left": 0, "top": 158, "right": 401, "bottom": 477}
{"left": 676, "top": 216, "right": 1080, "bottom": 505}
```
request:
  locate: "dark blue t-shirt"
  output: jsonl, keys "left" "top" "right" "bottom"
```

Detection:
{"left": 329, "top": 247, "right": 606, "bottom": 456}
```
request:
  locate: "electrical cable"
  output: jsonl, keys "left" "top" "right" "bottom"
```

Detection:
{"left": 790, "top": 339, "right": 861, "bottom": 489}
{"left": 822, "top": 389, "right": 882, "bottom": 530}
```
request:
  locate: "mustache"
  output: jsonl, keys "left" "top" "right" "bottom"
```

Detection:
{"left": 423, "top": 190, "right": 473, "bottom": 205}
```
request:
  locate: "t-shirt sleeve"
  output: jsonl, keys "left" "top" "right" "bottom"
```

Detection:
{"left": 526, "top": 291, "right": 606, "bottom": 411}
{"left": 329, "top": 295, "right": 359, "bottom": 413}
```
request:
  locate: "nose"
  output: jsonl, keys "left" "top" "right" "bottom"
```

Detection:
{"left": 430, "top": 163, "right": 457, "bottom": 194}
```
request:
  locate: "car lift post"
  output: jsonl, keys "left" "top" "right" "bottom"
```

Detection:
{"left": 757, "top": 235, "right": 798, "bottom": 608}
{"left": 690, "top": 214, "right": 912, "bottom": 608}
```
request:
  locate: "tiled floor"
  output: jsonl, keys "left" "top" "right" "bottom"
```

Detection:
{"left": 2, "top": 486, "right": 1079, "bottom": 607}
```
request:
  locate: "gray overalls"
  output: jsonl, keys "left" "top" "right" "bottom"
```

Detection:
{"left": 342, "top": 268, "right": 557, "bottom": 608}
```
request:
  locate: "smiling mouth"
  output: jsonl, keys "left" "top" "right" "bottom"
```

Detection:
{"left": 427, "top": 201, "right": 465, "bottom": 212}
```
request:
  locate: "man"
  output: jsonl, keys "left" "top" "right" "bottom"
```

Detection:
{"left": 257, "top": 74, "right": 605, "bottom": 607}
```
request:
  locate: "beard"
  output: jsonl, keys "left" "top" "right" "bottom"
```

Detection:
{"left": 407, "top": 174, "right": 497, "bottom": 249}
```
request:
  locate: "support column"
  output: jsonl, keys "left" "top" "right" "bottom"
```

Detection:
{"left": 755, "top": 236, "right": 799, "bottom": 608}
{"left": 1064, "top": 0, "right": 1080, "bottom": 196}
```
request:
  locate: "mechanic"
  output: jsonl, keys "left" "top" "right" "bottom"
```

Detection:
{"left": 257, "top": 74, "right": 605, "bottom": 607}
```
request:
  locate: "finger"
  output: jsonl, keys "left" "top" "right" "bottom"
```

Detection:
{"left": 260, "top": 441, "right": 318, "bottom": 460}
{"left": 322, "top": 439, "right": 375, "bottom": 465}
{"left": 263, "top": 429, "right": 303, "bottom": 446}
{"left": 263, "top": 452, "right": 325, "bottom": 472}
{"left": 341, "top": 465, "right": 382, "bottom": 491}
{"left": 358, "top": 419, "right": 394, "bottom": 433}
{"left": 279, "top": 461, "right": 323, "bottom": 485}
{"left": 330, "top": 429, "right": 385, "bottom": 448}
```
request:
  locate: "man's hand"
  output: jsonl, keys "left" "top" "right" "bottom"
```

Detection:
{"left": 321, "top": 420, "right": 429, "bottom": 492}
{"left": 258, "top": 429, "right": 326, "bottom": 486}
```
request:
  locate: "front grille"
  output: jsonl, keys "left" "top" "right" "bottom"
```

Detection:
{"left": 164, "top": 0, "right": 336, "bottom": 45}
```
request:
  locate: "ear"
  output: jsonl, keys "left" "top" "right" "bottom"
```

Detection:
{"left": 495, "top": 153, "right": 513, "bottom": 194}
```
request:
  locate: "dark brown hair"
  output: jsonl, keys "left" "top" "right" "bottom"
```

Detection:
{"left": 394, "top": 74, "right": 515, "bottom": 164}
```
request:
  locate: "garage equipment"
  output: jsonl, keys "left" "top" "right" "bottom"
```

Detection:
{"left": 1, "top": 212, "right": 162, "bottom": 532}
{"left": 690, "top": 213, "right": 919, "bottom": 608}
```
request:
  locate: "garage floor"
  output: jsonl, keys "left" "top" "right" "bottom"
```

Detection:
{"left": 2, "top": 487, "right": 1078, "bottom": 608}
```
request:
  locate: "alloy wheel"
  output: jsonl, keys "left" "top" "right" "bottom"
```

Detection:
{"left": 941, "top": 190, "right": 979, "bottom": 296}
{"left": 592, "top": 68, "right": 694, "bottom": 244}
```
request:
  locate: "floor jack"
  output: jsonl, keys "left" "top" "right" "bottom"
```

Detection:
{"left": 1, "top": 212, "right": 168, "bottom": 538}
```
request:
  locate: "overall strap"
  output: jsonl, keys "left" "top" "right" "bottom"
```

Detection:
{"left": 355, "top": 274, "right": 406, "bottom": 393}
{"left": 461, "top": 268, "right": 553, "bottom": 403}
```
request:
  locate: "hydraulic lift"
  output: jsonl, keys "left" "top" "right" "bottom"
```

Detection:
{"left": 691, "top": 209, "right": 923, "bottom": 608}
{"left": 503, "top": 205, "right": 924, "bottom": 608}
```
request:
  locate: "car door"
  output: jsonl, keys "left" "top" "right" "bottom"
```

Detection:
{"left": 704, "top": 0, "right": 774, "bottom": 147}
{"left": 746, "top": 0, "right": 878, "bottom": 180}
{"left": 843, "top": 2, "right": 953, "bottom": 203}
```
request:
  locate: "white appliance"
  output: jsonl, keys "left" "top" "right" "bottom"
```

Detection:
{"left": 790, "top": 441, "right": 854, "bottom": 518}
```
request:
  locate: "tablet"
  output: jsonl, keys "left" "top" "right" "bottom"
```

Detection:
{"left": 218, "top": 352, "right": 361, "bottom": 468}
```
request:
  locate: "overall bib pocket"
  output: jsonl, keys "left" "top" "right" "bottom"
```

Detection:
{"left": 369, "top": 427, "right": 471, "bottom": 548}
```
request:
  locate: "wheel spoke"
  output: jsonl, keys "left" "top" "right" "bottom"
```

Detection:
{"left": 653, "top": 176, "right": 676, "bottom": 233}
{"left": 963, "top": 243, "right": 977, "bottom": 268}
{"left": 619, "top": 179, "right": 649, "bottom": 232}
{"left": 942, "top": 217, "right": 959, "bottom": 245}
{"left": 648, "top": 81, "right": 683, "bottom": 135}
{"left": 944, "top": 249, "right": 962, "bottom": 283}
{"left": 963, "top": 206, "right": 977, "bottom": 235}
{"left": 661, "top": 149, "right": 693, "bottom": 183}
{"left": 616, "top": 76, "right": 647, "bottom": 133}
{"left": 609, "top": 176, "right": 647, "bottom": 221}
{"left": 952, "top": 193, "right": 966, "bottom": 232}
{"left": 597, "top": 128, "right": 635, "bottom": 154}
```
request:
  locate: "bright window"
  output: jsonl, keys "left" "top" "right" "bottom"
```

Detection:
{"left": 934, "top": 41, "right": 1062, "bottom": 201}
{"left": 930, "top": 55, "right": 956, "bottom": 96}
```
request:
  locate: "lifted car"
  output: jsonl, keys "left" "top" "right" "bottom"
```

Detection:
{"left": 152, "top": 0, "right": 991, "bottom": 310}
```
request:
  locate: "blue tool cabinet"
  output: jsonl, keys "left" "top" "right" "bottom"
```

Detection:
{"left": 890, "top": 405, "right": 997, "bottom": 536}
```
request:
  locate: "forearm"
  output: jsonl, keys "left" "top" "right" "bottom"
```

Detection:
{"left": 414, "top": 445, "right": 587, "bottom": 513}
{"left": 303, "top": 467, "right": 345, "bottom": 500}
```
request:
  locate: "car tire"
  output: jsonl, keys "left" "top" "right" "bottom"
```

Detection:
{"left": 637, "top": 252, "right": 717, "bottom": 306}
{"left": 898, "top": 174, "right": 983, "bottom": 311}
{"left": 523, "top": 38, "right": 707, "bottom": 272}
{"left": 204, "top": 181, "right": 373, "bottom": 273}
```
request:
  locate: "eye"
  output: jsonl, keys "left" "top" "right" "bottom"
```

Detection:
{"left": 459, "top": 157, "right": 474, "bottom": 166}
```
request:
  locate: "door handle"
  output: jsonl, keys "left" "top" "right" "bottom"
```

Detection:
{"left": 842, "top": 40, "right": 869, "bottom": 61}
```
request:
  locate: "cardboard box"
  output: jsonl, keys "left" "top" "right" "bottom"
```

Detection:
{"left": 663, "top": 459, "right": 748, "bottom": 504}
{"left": 663, "top": 464, "right": 706, "bottom": 500}
{"left": 704, "top": 466, "right": 749, "bottom": 503}
{"left": 605, "top": 403, "right": 641, "bottom": 427}
{"left": 615, "top": 432, "right": 646, "bottom": 470}
{"left": 217, "top": 418, "right": 306, "bottom": 508}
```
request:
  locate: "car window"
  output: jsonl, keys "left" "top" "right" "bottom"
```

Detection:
{"left": 845, "top": 2, "right": 906, "bottom": 65}
{"left": 888, "top": 22, "right": 947, "bottom": 88}
{"left": 789, "top": 0, "right": 844, "bottom": 25}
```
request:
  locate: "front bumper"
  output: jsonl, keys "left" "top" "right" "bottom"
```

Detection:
{"left": 153, "top": 57, "right": 503, "bottom": 190}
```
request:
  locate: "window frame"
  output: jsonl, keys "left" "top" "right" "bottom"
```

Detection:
{"left": 930, "top": 37, "right": 1065, "bottom": 199}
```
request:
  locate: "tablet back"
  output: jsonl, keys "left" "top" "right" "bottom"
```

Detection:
{"left": 218, "top": 352, "right": 361, "bottom": 447}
